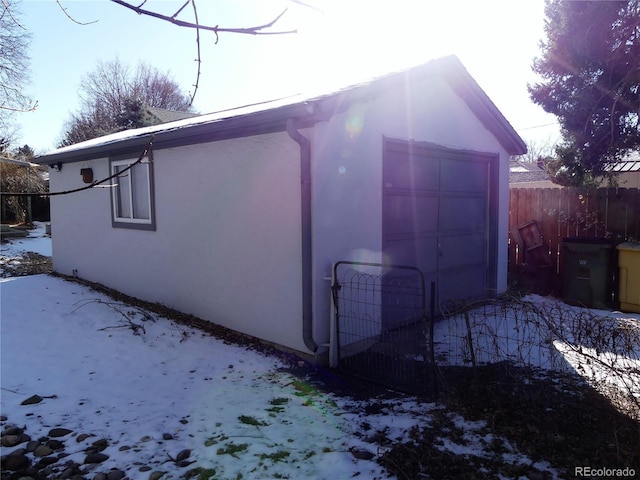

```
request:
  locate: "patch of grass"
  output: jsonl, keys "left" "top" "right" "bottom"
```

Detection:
{"left": 217, "top": 442, "right": 249, "bottom": 458}
{"left": 238, "top": 415, "right": 268, "bottom": 427}
{"left": 204, "top": 433, "right": 228, "bottom": 447}
{"left": 257, "top": 450, "right": 291, "bottom": 463}
{"left": 270, "top": 397, "right": 290, "bottom": 406}
{"left": 184, "top": 467, "right": 217, "bottom": 479}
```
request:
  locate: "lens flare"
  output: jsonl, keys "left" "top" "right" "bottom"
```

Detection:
{"left": 344, "top": 108, "right": 365, "bottom": 139}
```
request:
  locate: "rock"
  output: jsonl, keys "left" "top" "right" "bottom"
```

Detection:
{"left": 1, "top": 434, "right": 21, "bottom": 447}
{"left": 58, "top": 461, "right": 80, "bottom": 478}
{"left": 26, "top": 440, "right": 40, "bottom": 452}
{"left": 162, "top": 433, "right": 173, "bottom": 440}
{"left": 77, "top": 433, "right": 92, "bottom": 443}
{"left": 33, "top": 444, "right": 53, "bottom": 457}
{"left": 106, "top": 469, "right": 125, "bottom": 480}
{"left": 2, "top": 452, "right": 31, "bottom": 471}
{"left": 21, "top": 395, "right": 43, "bottom": 405}
{"left": 149, "top": 471, "right": 165, "bottom": 480}
{"left": 176, "top": 449, "right": 190, "bottom": 462}
{"left": 84, "top": 453, "right": 109, "bottom": 464}
{"left": 349, "top": 447, "right": 375, "bottom": 460}
{"left": 36, "top": 455, "right": 59, "bottom": 466}
{"left": 49, "top": 427, "right": 73, "bottom": 437}
{"left": 138, "top": 465, "right": 152, "bottom": 472}
{"left": 118, "top": 445, "right": 131, "bottom": 451}
{"left": 90, "top": 438, "right": 108, "bottom": 452}
{"left": 93, "top": 474, "right": 108, "bottom": 480}
{"left": 2, "top": 425, "right": 23, "bottom": 435}
{"left": 47, "top": 439, "right": 65, "bottom": 450}
{"left": 0, "top": 415, "right": 7, "bottom": 421}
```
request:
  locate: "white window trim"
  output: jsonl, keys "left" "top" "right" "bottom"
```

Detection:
{"left": 110, "top": 153, "right": 156, "bottom": 231}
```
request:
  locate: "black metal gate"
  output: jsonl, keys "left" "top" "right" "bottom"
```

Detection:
{"left": 331, "top": 261, "right": 438, "bottom": 395}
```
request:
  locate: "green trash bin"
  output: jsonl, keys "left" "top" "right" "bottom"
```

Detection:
{"left": 562, "top": 237, "right": 615, "bottom": 309}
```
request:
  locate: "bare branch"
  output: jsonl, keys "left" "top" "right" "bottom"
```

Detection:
{"left": 0, "top": 101, "right": 38, "bottom": 113}
{"left": 189, "top": 0, "right": 201, "bottom": 106}
{"left": 1, "top": 0, "right": 26, "bottom": 30}
{"left": 109, "top": 0, "right": 297, "bottom": 37}
{"left": 55, "top": 0, "right": 99, "bottom": 25}
{"left": 172, "top": 0, "right": 190, "bottom": 19}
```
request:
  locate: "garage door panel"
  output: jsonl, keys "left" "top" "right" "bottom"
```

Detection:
{"left": 438, "top": 233, "right": 485, "bottom": 270}
{"left": 438, "top": 265, "right": 487, "bottom": 303}
{"left": 383, "top": 150, "right": 440, "bottom": 191}
{"left": 441, "top": 157, "right": 488, "bottom": 192}
{"left": 383, "top": 194, "right": 439, "bottom": 235}
{"left": 439, "top": 197, "right": 486, "bottom": 231}
{"left": 384, "top": 237, "right": 438, "bottom": 272}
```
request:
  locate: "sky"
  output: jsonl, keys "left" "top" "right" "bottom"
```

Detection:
{"left": 14, "top": 0, "right": 562, "bottom": 154}
{"left": 2, "top": 226, "right": 638, "bottom": 478}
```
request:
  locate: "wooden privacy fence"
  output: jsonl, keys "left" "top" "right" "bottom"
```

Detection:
{"left": 508, "top": 187, "right": 640, "bottom": 294}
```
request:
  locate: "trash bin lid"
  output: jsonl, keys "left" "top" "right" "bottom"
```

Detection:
{"left": 617, "top": 242, "right": 640, "bottom": 251}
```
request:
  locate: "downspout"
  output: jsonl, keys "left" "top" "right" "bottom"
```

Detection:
{"left": 286, "top": 118, "right": 318, "bottom": 353}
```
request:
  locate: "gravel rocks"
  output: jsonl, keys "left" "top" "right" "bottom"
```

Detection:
{"left": 0, "top": 251, "right": 52, "bottom": 278}
{"left": 0, "top": 418, "right": 178, "bottom": 480}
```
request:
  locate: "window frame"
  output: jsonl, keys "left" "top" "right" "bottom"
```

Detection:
{"left": 109, "top": 151, "right": 156, "bottom": 231}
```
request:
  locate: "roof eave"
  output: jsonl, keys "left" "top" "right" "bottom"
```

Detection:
{"left": 34, "top": 102, "right": 314, "bottom": 166}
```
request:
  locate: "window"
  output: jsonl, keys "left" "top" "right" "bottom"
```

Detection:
{"left": 110, "top": 154, "right": 155, "bottom": 230}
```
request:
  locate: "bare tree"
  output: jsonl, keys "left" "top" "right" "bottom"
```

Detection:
{"left": 57, "top": 0, "right": 299, "bottom": 105}
{"left": 60, "top": 59, "right": 193, "bottom": 146}
{"left": 0, "top": 0, "right": 36, "bottom": 142}
{"left": 514, "top": 137, "right": 558, "bottom": 164}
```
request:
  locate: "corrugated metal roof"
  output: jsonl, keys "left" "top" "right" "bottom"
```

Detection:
{"left": 610, "top": 160, "right": 640, "bottom": 172}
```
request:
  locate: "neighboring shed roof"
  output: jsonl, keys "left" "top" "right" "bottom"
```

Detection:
{"left": 509, "top": 159, "right": 552, "bottom": 184}
{"left": 607, "top": 152, "right": 640, "bottom": 173}
{"left": 146, "top": 107, "right": 198, "bottom": 124}
{"left": 35, "top": 55, "right": 527, "bottom": 166}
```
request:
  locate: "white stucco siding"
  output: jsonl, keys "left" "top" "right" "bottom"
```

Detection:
{"left": 49, "top": 132, "right": 307, "bottom": 353}
{"left": 310, "top": 76, "right": 511, "bottom": 346}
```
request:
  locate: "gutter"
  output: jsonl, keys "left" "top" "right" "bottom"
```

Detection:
{"left": 286, "top": 118, "right": 318, "bottom": 353}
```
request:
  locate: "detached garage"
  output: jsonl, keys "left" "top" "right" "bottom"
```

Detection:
{"left": 35, "top": 55, "right": 526, "bottom": 365}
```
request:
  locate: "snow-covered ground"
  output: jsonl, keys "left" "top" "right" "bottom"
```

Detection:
{"left": 1, "top": 227, "right": 637, "bottom": 479}
{"left": 0, "top": 222, "right": 52, "bottom": 258}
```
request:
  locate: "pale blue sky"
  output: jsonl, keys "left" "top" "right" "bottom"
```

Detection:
{"left": 17, "top": 0, "right": 560, "bottom": 153}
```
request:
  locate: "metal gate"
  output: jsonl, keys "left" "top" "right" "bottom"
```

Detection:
{"left": 331, "top": 261, "right": 438, "bottom": 395}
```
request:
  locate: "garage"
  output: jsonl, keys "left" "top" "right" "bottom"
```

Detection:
{"left": 382, "top": 137, "right": 499, "bottom": 311}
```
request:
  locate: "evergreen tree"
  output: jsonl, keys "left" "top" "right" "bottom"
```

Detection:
{"left": 529, "top": 0, "right": 640, "bottom": 186}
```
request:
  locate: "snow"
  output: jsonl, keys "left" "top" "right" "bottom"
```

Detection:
{"left": 1, "top": 275, "right": 391, "bottom": 478}
{"left": 2, "top": 229, "right": 638, "bottom": 478}
{"left": 0, "top": 222, "right": 51, "bottom": 257}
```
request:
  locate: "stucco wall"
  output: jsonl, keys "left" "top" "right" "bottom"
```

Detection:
{"left": 310, "top": 75, "right": 512, "bottom": 347}
{"left": 49, "top": 132, "right": 306, "bottom": 353}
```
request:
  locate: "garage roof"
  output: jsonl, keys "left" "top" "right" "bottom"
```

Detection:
{"left": 35, "top": 55, "right": 526, "bottom": 166}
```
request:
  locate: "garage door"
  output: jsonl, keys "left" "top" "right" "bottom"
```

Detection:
{"left": 382, "top": 138, "right": 498, "bottom": 313}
